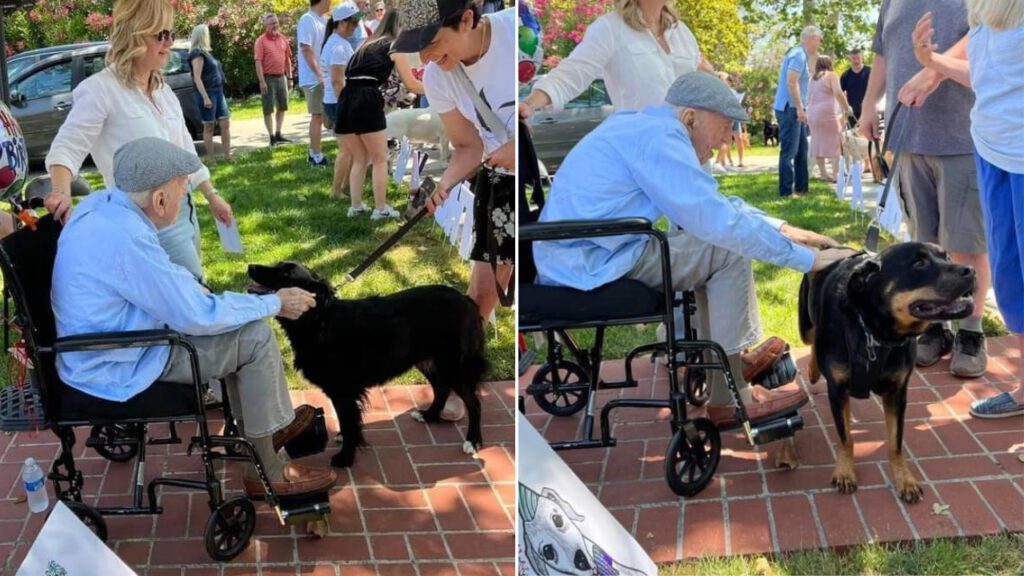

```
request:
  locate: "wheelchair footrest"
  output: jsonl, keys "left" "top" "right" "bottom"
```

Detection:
{"left": 597, "top": 380, "right": 637, "bottom": 390}
{"left": 274, "top": 491, "right": 332, "bottom": 537}
{"left": 746, "top": 413, "right": 803, "bottom": 446}
{"left": 550, "top": 438, "right": 614, "bottom": 451}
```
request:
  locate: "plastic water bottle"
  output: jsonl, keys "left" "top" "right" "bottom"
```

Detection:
{"left": 22, "top": 457, "right": 49, "bottom": 513}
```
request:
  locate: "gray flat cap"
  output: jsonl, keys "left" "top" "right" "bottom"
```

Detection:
{"left": 665, "top": 71, "right": 750, "bottom": 123}
{"left": 113, "top": 137, "right": 202, "bottom": 194}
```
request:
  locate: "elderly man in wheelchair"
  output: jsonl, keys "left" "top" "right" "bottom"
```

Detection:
{"left": 532, "top": 72, "right": 857, "bottom": 430}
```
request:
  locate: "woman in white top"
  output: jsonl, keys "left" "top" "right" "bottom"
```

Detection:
{"left": 321, "top": 5, "right": 359, "bottom": 199}
{"left": 519, "top": 0, "right": 712, "bottom": 117}
{"left": 44, "top": 0, "right": 232, "bottom": 281}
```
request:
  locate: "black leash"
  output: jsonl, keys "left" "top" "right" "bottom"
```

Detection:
{"left": 865, "top": 102, "right": 910, "bottom": 252}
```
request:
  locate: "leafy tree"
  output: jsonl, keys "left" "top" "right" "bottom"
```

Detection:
{"left": 740, "top": 0, "right": 879, "bottom": 59}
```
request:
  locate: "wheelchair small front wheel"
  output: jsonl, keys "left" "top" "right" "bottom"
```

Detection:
{"left": 90, "top": 424, "right": 140, "bottom": 463}
{"left": 529, "top": 361, "right": 590, "bottom": 417}
{"left": 665, "top": 418, "right": 720, "bottom": 497}
{"left": 684, "top": 363, "right": 709, "bottom": 408}
{"left": 62, "top": 500, "right": 108, "bottom": 542}
{"left": 205, "top": 497, "right": 256, "bottom": 561}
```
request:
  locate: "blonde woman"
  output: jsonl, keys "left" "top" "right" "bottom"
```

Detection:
{"left": 189, "top": 24, "right": 232, "bottom": 163}
{"left": 806, "top": 55, "right": 852, "bottom": 181}
{"left": 44, "top": 0, "right": 232, "bottom": 281}
{"left": 519, "top": 0, "right": 713, "bottom": 117}
{"left": 911, "top": 0, "right": 1024, "bottom": 417}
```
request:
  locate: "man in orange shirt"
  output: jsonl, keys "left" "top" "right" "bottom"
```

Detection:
{"left": 255, "top": 13, "right": 294, "bottom": 146}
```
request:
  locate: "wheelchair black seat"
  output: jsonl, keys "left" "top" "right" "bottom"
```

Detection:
{"left": 519, "top": 278, "right": 664, "bottom": 329}
{"left": 57, "top": 381, "right": 199, "bottom": 423}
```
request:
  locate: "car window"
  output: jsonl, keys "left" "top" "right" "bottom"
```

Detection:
{"left": 591, "top": 80, "right": 610, "bottom": 105}
{"left": 7, "top": 57, "right": 39, "bottom": 79}
{"left": 15, "top": 60, "right": 72, "bottom": 100}
{"left": 163, "top": 50, "right": 189, "bottom": 76}
{"left": 82, "top": 55, "right": 106, "bottom": 79}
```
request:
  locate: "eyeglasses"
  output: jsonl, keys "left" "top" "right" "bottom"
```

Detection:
{"left": 154, "top": 30, "right": 176, "bottom": 43}
{"left": 375, "top": 8, "right": 385, "bottom": 12}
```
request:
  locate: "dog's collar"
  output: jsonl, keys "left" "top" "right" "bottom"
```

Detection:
{"left": 857, "top": 312, "right": 911, "bottom": 362}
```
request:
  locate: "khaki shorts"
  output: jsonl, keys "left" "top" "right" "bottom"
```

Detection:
{"left": 261, "top": 75, "right": 289, "bottom": 115}
{"left": 302, "top": 83, "right": 324, "bottom": 116}
{"left": 898, "top": 153, "right": 986, "bottom": 255}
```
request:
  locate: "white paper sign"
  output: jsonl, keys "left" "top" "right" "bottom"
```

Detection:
{"left": 393, "top": 137, "right": 411, "bottom": 184}
{"left": 215, "top": 219, "right": 244, "bottom": 254}
{"left": 835, "top": 156, "right": 847, "bottom": 200}
{"left": 17, "top": 501, "right": 138, "bottom": 576}
{"left": 517, "top": 413, "right": 657, "bottom": 575}
{"left": 850, "top": 162, "right": 863, "bottom": 207}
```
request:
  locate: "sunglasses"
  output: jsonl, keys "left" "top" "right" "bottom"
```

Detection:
{"left": 154, "top": 29, "right": 176, "bottom": 42}
{"left": 375, "top": 8, "right": 384, "bottom": 12}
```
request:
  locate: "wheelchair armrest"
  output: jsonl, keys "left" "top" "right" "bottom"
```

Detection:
{"left": 519, "top": 217, "right": 655, "bottom": 242}
{"left": 51, "top": 329, "right": 184, "bottom": 353}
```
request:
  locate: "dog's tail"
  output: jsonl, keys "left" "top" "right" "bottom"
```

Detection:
{"left": 798, "top": 274, "right": 814, "bottom": 345}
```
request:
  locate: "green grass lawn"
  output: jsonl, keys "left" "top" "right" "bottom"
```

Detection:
{"left": 529, "top": 173, "right": 1007, "bottom": 361}
{"left": 665, "top": 533, "right": 1024, "bottom": 576}
{"left": 228, "top": 90, "right": 306, "bottom": 122}
{"left": 58, "top": 139, "right": 512, "bottom": 388}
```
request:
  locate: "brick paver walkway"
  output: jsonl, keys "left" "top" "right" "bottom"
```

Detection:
{"left": 0, "top": 382, "right": 515, "bottom": 575}
{"left": 521, "top": 337, "right": 1023, "bottom": 561}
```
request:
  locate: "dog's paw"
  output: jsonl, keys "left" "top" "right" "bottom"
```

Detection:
{"left": 411, "top": 410, "right": 425, "bottom": 423}
{"left": 413, "top": 410, "right": 441, "bottom": 423}
{"left": 462, "top": 440, "right": 479, "bottom": 457}
{"left": 831, "top": 464, "right": 858, "bottom": 494}
{"left": 894, "top": 470, "right": 924, "bottom": 504}
{"left": 330, "top": 451, "right": 355, "bottom": 469}
{"left": 775, "top": 438, "right": 800, "bottom": 470}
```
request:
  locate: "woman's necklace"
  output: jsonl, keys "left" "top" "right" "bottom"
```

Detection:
{"left": 470, "top": 18, "right": 490, "bottom": 65}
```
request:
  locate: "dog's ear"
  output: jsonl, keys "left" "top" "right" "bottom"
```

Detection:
{"left": 849, "top": 256, "right": 881, "bottom": 292}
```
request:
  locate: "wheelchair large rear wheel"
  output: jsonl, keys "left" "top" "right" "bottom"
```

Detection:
{"left": 529, "top": 361, "right": 590, "bottom": 417}
{"left": 665, "top": 418, "right": 720, "bottom": 497}
{"left": 62, "top": 500, "right": 108, "bottom": 542}
{"left": 205, "top": 497, "right": 256, "bottom": 561}
{"left": 90, "top": 424, "right": 140, "bottom": 463}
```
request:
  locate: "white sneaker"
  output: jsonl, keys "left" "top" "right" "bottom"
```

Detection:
{"left": 370, "top": 206, "right": 401, "bottom": 220}
{"left": 347, "top": 206, "right": 369, "bottom": 218}
{"left": 711, "top": 163, "right": 728, "bottom": 174}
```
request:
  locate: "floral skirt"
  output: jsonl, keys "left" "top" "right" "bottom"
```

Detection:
{"left": 470, "top": 167, "right": 514, "bottom": 265}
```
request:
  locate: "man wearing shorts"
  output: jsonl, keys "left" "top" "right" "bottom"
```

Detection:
{"left": 861, "top": 0, "right": 991, "bottom": 377}
{"left": 296, "top": 0, "right": 331, "bottom": 167}
{"left": 255, "top": 13, "right": 293, "bottom": 147}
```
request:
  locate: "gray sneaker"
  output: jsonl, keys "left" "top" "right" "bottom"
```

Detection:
{"left": 951, "top": 329, "right": 988, "bottom": 378}
{"left": 916, "top": 323, "right": 953, "bottom": 367}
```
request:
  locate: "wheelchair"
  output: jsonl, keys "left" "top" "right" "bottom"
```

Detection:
{"left": 519, "top": 217, "right": 805, "bottom": 497}
{"left": 0, "top": 201, "right": 331, "bottom": 561}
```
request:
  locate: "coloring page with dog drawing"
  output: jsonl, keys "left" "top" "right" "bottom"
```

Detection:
{"left": 517, "top": 413, "right": 656, "bottom": 576}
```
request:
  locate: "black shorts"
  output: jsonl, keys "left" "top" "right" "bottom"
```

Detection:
{"left": 470, "top": 167, "right": 514, "bottom": 266}
{"left": 335, "top": 83, "right": 385, "bottom": 135}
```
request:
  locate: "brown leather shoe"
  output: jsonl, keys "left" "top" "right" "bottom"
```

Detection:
{"left": 243, "top": 462, "right": 336, "bottom": 498}
{"left": 706, "top": 385, "right": 808, "bottom": 429}
{"left": 272, "top": 404, "right": 316, "bottom": 452}
{"left": 741, "top": 337, "right": 789, "bottom": 382}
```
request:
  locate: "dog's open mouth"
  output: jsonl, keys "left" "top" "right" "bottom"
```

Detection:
{"left": 246, "top": 281, "right": 274, "bottom": 296}
{"left": 910, "top": 292, "right": 974, "bottom": 320}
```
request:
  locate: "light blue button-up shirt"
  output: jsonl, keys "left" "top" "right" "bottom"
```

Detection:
{"left": 773, "top": 46, "right": 810, "bottom": 111}
{"left": 534, "top": 106, "right": 816, "bottom": 290}
{"left": 51, "top": 189, "right": 282, "bottom": 402}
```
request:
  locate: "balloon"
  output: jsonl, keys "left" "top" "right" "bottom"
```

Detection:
{"left": 518, "top": 25, "right": 539, "bottom": 57}
{"left": 519, "top": 60, "right": 538, "bottom": 84}
{"left": 0, "top": 102, "right": 27, "bottom": 199}
{"left": 519, "top": 1, "right": 541, "bottom": 34}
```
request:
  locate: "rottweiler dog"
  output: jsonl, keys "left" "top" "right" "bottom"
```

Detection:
{"left": 799, "top": 243, "right": 975, "bottom": 503}
{"left": 248, "top": 261, "right": 487, "bottom": 468}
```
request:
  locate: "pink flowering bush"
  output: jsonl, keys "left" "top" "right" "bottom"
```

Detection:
{"left": 533, "top": 0, "right": 614, "bottom": 68}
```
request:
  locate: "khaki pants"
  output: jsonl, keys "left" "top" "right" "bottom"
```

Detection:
{"left": 158, "top": 320, "right": 294, "bottom": 437}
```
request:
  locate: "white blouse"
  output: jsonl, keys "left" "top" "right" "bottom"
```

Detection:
{"left": 45, "top": 66, "right": 210, "bottom": 191}
{"left": 534, "top": 11, "right": 702, "bottom": 112}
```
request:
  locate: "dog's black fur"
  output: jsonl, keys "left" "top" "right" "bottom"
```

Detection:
{"left": 762, "top": 119, "right": 780, "bottom": 147}
{"left": 799, "top": 243, "right": 975, "bottom": 503}
{"left": 248, "top": 262, "right": 487, "bottom": 469}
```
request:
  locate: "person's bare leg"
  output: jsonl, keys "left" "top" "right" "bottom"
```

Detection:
{"left": 735, "top": 132, "right": 745, "bottom": 166}
{"left": 219, "top": 118, "right": 232, "bottom": 162}
{"left": 344, "top": 134, "right": 368, "bottom": 209}
{"left": 263, "top": 114, "right": 274, "bottom": 139}
{"left": 275, "top": 110, "right": 286, "bottom": 135}
{"left": 816, "top": 157, "right": 830, "bottom": 180}
{"left": 333, "top": 138, "right": 352, "bottom": 199}
{"left": 1013, "top": 334, "right": 1024, "bottom": 403}
{"left": 360, "top": 131, "right": 390, "bottom": 209}
{"left": 828, "top": 156, "right": 840, "bottom": 180}
{"left": 203, "top": 123, "right": 215, "bottom": 160}
{"left": 469, "top": 262, "right": 512, "bottom": 323}
{"left": 310, "top": 113, "right": 323, "bottom": 156}
{"left": 951, "top": 251, "right": 991, "bottom": 334}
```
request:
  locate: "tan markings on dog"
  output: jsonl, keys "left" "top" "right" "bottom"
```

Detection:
{"left": 831, "top": 397, "right": 858, "bottom": 494}
{"left": 827, "top": 363, "right": 850, "bottom": 386}
{"left": 885, "top": 400, "right": 923, "bottom": 504}
{"left": 807, "top": 342, "right": 821, "bottom": 384}
{"left": 890, "top": 287, "right": 942, "bottom": 333}
{"left": 775, "top": 436, "right": 800, "bottom": 469}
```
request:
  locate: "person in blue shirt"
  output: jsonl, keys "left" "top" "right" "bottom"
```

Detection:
{"left": 534, "top": 72, "right": 856, "bottom": 427}
{"left": 51, "top": 137, "right": 336, "bottom": 499}
{"left": 773, "top": 25, "right": 823, "bottom": 198}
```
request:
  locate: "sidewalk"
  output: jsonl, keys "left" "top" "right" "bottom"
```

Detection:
{"left": 0, "top": 384, "right": 516, "bottom": 575}
{"left": 520, "top": 341, "right": 1023, "bottom": 562}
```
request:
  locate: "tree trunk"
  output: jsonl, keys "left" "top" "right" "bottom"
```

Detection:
{"left": 803, "top": 0, "right": 815, "bottom": 24}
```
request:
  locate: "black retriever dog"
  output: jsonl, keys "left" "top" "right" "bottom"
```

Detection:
{"left": 799, "top": 243, "right": 975, "bottom": 503}
{"left": 762, "top": 118, "right": 780, "bottom": 146}
{"left": 248, "top": 261, "right": 487, "bottom": 468}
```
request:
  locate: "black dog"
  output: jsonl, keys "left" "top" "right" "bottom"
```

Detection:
{"left": 248, "top": 262, "right": 487, "bottom": 468}
{"left": 799, "top": 243, "right": 975, "bottom": 503}
{"left": 762, "top": 119, "right": 780, "bottom": 146}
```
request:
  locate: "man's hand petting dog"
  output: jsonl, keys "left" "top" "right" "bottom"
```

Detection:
{"left": 781, "top": 224, "right": 840, "bottom": 249}
{"left": 812, "top": 248, "right": 859, "bottom": 272}
{"left": 276, "top": 287, "right": 317, "bottom": 320}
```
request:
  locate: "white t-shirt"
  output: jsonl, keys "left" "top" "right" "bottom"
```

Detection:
{"left": 534, "top": 11, "right": 701, "bottom": 111}
{"left": 296, "top": 9, "right": 327, "bottom": 87}
{"left": 321, "top": 33, "right": 354, "bottom": 104}
{"left": 424, "top": 8, "right": 515, "bottom": 159}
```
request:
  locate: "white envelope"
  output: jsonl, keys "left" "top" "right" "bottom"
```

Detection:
{"left": 17, "top": 501, "right": 138, "bottom": 576}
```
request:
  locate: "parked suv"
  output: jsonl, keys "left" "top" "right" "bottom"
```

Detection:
{"left": 520, "top": 77, "right": 613, "bottom": 171}
{"left": 6, "top": 41, "right": 203, "bottom": 162}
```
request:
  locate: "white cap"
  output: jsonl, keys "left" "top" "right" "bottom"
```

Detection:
{"left": 333, "top": 3, "right": 362, "bottom": 21}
